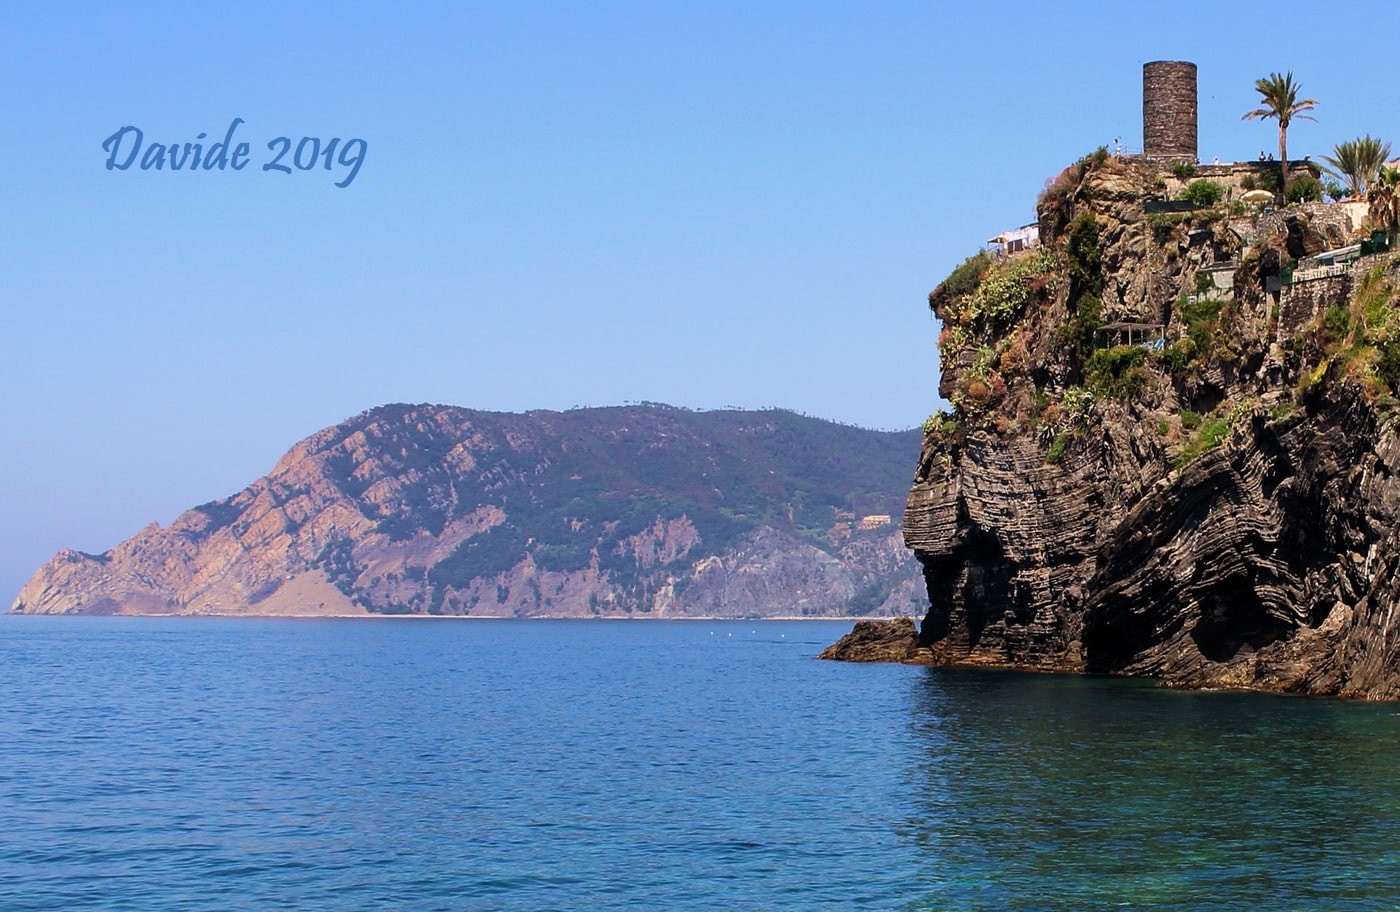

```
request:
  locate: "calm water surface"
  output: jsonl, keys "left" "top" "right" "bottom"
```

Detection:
{"left": 2, "top": 617, "right": 1399, "bottom": 910}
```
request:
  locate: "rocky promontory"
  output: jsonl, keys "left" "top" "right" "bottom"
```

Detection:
{"left": 893, "top": 152, "right": 1400, "bottom": 698}
{"left": 816, "top": 617, "right": 921, "bottom": 662}
{"left": 12, "top": 405, "right": 925, "bottom": 619}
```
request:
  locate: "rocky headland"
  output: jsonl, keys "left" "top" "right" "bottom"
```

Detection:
{"left": 836, "top": 151, "right": 1400, "bottom": 698}
{"left": 12, "top": 405, "right": 925, "bottom": 619}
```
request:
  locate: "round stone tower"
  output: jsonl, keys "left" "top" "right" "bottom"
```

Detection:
{"left": 1142, "top": 61, "right": 1197, "bottom": 161}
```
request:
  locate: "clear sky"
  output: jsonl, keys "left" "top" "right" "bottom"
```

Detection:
{"left": 3, "top": 1, "right": 1398, "bottom": 599}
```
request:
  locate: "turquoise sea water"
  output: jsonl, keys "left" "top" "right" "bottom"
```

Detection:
{"left": 2, "top": 617, "right": 1399, "bottom": 910}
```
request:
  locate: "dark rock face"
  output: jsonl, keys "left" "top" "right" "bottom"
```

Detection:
{"left": 900, "top": 153, "right": 1400, "bottom": 698}
{"left": 817, "top": 617, "right": 922, "bottom": 662}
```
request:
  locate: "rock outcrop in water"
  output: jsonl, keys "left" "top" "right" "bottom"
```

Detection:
{"left": 816, "top": 617, "right": 921, "bottom": 662}
{"left": 896, "top": 152, "right": 1400, "bottom": 698}
{"left": 12, "top": 405, "right": 926, "bottom": 618}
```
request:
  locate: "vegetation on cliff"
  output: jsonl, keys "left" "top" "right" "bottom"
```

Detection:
{"left": 908, "top": 145, "right": 1400, "bottom": 698}
{"left": 929, "top": 150, "right": 1399, "bottom": 472}
{"left": 13, "top": 405, "right": 924, "bottom": 619}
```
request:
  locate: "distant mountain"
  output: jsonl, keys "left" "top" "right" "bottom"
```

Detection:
{"left": 12, "top": 404, "right": 925, "bottom": 618}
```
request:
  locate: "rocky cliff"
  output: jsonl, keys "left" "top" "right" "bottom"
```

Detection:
{"left": 13, "top": 405, "right": 925, "bottom": 618}
{"left": 902, "top": 152, "right": 1400, "bottom": 698}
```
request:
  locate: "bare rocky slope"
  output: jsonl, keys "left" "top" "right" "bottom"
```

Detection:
{"left": 13, "top": 405, "right": 924, "bottom": 618}
{"left": 892, "top": 153, "right": 1400, "bottom": 698}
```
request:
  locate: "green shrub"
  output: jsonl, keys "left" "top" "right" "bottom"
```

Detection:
{"left": 1085, "top": 345, "right": 1148, "bottom": 398}
{"left": 1145, "top": 210, "right": 1191, "bottom": 237}
{"left": 1160, "top": 341, "right": 1193, "bottom": 378}
{"left": 1062, "top": 386, "right": 1096, "bottom": 418}
{"left": 1179, "top": 409, "right": 1201, "bottom": 429}
{"left": 1194, "top": 271, "right": 1214, "bottom": 295}
{"left": 1046, "top": 433, "right": 1070, "bottom": 464}
{"left": 1146, "top": 212, "right": 1183, "bottom": 231}
{"left": 1176, "top": 417, "right": 1232, "bottom": 468}
{"left": 1180, "top": 297, "right": 1222, "bottom": 355}
{"left": 1356, "top": 265, "right": 1392, "bottom": 331}
{"left": 1066, "top": 211, "right": 1102, "bottom": 302}
{"left": 1171, "top": 161, "right": 1198, "bottom": 179}
{"left": 1321, "top": 305, "right": 1351, "bottom": 348}
{"left": 1057, "top": 293, "right": 1103, "bottom": 363}
{"left": 1378, "top": 344, "right": 1400, "bottom": 391}
{"left": 1180, "top": 180, "right": 1224, "bottom": 208}
{"left": 971, "top": 258, "right": 1034, "bottom": 324}
{"left": 970, "top": 345, "right": 997, "bottom": 377}
{"left": 930, "top": 250, "right": 993, "bottom": 311}
{"left": 1286, "top": 176, "right": 1323, "bottom": 204}
{"left": 1240, "top": 174, "right": 1257, "bottom": 191}
{"left": 1197, "top": 418, "right": 1230, "bottom": 448}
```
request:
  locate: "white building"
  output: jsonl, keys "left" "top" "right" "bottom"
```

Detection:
{"left": 987, "top": 223, "right": 1040, "bottom": 256}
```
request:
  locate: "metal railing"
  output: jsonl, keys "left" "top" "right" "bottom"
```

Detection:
{"left": 1281, "top": 263, "right": 1349, "bottom": 285}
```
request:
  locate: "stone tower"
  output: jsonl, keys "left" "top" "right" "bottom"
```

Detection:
{"left": 1142, "top": 61, "right": 1198, "bottom": 161}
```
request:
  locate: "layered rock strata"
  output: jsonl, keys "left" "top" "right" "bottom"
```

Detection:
{"left": 899, "top": 153, "right": 1400, "bottom": 698}
{"left": 817, "top": 617, "right": 921, "bottom": 662}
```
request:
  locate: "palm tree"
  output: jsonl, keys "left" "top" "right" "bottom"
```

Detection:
{"left": 1322, "top": 135, "right": 1393, "bottom": 198}
{"left": 1370, "top": 166, "right": 1400, "bottom": 239}
{"left": 1242, "top": 72, "right": 1318, "bottom": 188}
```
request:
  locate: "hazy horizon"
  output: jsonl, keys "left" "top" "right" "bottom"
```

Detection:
{"left": 5, "top": 0, "right": 1398, "bottom": 597}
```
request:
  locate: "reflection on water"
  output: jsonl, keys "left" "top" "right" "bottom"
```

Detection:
{"left": 5, "top": 618, "right": 1400, "bottom": 910}
{"left": 0, "top": 618, "right": 920, "bottom": 911}
{"left": 900, "top": 668, "right": 1400, "bottom": 910}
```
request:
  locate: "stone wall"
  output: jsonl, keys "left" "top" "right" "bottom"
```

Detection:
{"left": 1255, "top": 200, "right": 1359, "bottom": 247}
{"left": 1275, "top": 253, "right": 1391, "bottom": 340}
{"left": 1160, "top": 162, "right": 1323, "bottom": 206}
{"left": 1143, "top": 61, "right": 1197, "bottom": 161}
{"left": 1277, "top": 274, "right": 1350, "bottom": 338}
{"left": 1229, "top": 193, "right": 1354, "bottom": 248}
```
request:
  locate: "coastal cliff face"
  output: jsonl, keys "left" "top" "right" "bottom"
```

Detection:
{"left": 905, "top": 152, "right": 1400, "bottom": 698}
{"left": 14, "top": 405, "right": 924, "bottom": 618}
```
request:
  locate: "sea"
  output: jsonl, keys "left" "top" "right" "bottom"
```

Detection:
{"left": 2, "top": 616, "right": 1399, "bottom": 911}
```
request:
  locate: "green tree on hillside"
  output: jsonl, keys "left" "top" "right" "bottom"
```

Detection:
{"left": 1322, "top": 135, "right": 1393, "bottom": 198}
{"left": 1370, "top": 166, "right": 1400, "bottom": 238}
{"left": 1242, "top": 71, "right": 1318, "bottom": 188}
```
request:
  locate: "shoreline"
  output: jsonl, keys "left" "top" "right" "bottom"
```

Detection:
{"left": 1, "top": 612, "right": 890, "bottom": 622}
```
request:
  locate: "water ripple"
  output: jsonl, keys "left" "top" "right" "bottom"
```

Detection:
{"left": 2, "top": 617, "right": 1398, "bottom": 909}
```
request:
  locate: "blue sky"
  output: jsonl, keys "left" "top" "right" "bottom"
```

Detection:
{"left": 3, "top": 1, "right": 1398, "bottom": 598}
